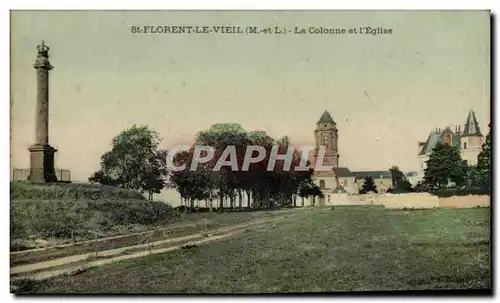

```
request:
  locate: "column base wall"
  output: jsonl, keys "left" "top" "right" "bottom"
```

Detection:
{"left": 27, "top": 143, "right": 58, "bottom": 183}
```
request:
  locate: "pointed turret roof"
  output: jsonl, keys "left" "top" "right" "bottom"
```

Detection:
{"left": 462, "top": 110, "right": 483, "bottom": 137}
{"left": 317, "top": 110, "right": 335, "bottom": 124}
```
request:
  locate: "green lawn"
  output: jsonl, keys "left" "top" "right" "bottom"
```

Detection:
{"left": 26, "top": 206, "right": 490, "bottom": 293}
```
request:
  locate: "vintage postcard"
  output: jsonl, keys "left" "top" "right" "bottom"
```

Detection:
{"left": 10, "top": 10, "right": 491, "bottom": 294}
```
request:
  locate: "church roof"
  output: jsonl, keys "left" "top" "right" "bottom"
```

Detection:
{"left": 462, "top": 110, "right": 483, "bottom": 137}
{"left": 333, "top": 167, "right": 354, "bottom": 177}
{"left": 317, "top": 110, "right": 335, "bottom": 124}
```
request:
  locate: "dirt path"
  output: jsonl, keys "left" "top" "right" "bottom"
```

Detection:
{"left": 13, "top": 229, "right": 247, "bottom": 282}
{"left": 10, "top": 214, "right": 292, "bottom": 281}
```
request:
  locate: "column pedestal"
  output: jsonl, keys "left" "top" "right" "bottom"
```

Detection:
{"left": 27, "top": 143, "right": 57, "bottom": 183}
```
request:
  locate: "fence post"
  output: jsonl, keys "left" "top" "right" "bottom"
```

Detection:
{"left": 147, "top": 234, "right": 150, "bottom": 254}
{"left": 94, "top": 233, "right": 98, "bottom": 258}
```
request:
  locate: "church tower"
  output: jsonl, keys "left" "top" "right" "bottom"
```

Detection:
{"left": 313, "top": 110, "right": 339, "bottom": 172}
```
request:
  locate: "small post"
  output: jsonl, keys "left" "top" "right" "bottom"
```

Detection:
{"left": 94, "top": 233, "right": 98, "bottom": 258}
{"left": 147, "top": 235, "right": 151, "bottom": 254}
{"left": 150, "top": 229, "right": 154, "bottom": 254}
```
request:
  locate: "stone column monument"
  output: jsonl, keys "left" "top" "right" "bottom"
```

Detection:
{"left": 27, "top": 41, "right": 57, "bottom": 182}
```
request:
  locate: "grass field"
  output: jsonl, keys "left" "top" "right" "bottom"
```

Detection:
{"left": 24, "top": 206, "right": 490, "bottom": 293}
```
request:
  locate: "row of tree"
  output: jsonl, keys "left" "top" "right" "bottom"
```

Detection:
{"left": 89, "top": 124, "right": 324, "bottom": 209}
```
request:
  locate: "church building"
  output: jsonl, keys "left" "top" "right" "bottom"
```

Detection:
{"left": 310, "top": 110, "right": 393, "bottom": 205}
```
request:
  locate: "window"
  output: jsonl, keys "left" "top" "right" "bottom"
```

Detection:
{"left": 343, "top": 180, "right": 348, "bottom": 186}
{"left": 463, "top": 142, "right": 467, "bottom": 149}
{"left": 319, "top": 180, "right": 325, "bottom": 189}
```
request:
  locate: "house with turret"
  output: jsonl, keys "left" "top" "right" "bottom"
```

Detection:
{"left": 416, "top": 110, "right": 484, "bottom": 180}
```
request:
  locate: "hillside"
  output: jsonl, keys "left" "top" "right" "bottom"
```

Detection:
{"left": 10, "top": 182, "right": 178, "bottom": 250}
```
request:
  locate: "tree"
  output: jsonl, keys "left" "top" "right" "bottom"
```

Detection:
{"left": 422, "top": 143, "right": 467, "bottom": 190}
{"left": 297, "top": 171, "right": 323, "bottom": 206}
{"left": 88, "top": 170, "right": 120, "bottom": 186}
{"left": 464, "top": 165, "right": 483, "bottom": 189}
{"left": 477, "top": 123, "right": 491, "bottom": 190}
{"left": 89, "top": 125, "right": 167, "bottom": 199}
{"left": 413, "top": 181, "right": 427, "bottom": 192}
{"left": 141, "top": 149, "right": 169, "bottom": 201}
{"left": 389, "top": 166, "right": 404, "bottom": 188}
{"left": 360, "top": 176, "right": 378, "bottom": 194}
{"left": 388, "top": 166, "right": 412, "bottom": 193}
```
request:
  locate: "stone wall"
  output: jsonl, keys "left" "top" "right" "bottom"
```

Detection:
{"left": 322, "top": 193, "right": 490, "bottom": 209}
{"left": 438, "top": 195, "right": 490, "bottom": 208}
{"left": 377, "top": 193, "right": 438, "bottom": 209}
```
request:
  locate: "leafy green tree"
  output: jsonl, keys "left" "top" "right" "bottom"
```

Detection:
{"left": 477, "top": 123, "right": 491, "bottom": 190}
{"left": 141, "top": 149, "right": 169, "bottom": 201}
{"left": 422, "top": 142, "right": 467, "bottom": 190}
{"left": 297, "top": 172, "right": 323, "bottom": 206}
{"left": 389, "top": 166, "right": 402, "bottom": 188}
{"left": 170, "top": 123, "right": 320, "bottom": 211}
{"left": 388, "top": 166, "right": 412, "bottom": 193}
{"left": 413, "top": 181, "right": 427, "bottom": 192}
{"left": 360, "top": 176, "right": 378, "bottom": 194}
{"left": 89, "top": 125, "right": 167, "bottom": 199}
{"left": 464, "top": 165, "right": 483, "bottom": 189}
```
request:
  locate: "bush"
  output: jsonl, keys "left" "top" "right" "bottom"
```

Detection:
{"left": 429, "top": 188, "right": 490, "bottom": 198}
{"left": 11, "top": 199, "right": 178, "bottom": 240}
{"left": 386, "top": 188, "right": 414, "bottom": 194}
{"left": 10, "top": 181, "right": 146, "bottom": 201}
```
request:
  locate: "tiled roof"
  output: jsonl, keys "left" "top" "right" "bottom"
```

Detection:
{"left": 317, "top": 110, "right": 334, "bottom": 124}
{"left": 418, "top": 128, "right": 461, "bottom": 156}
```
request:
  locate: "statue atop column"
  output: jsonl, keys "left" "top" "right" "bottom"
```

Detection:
{"left": 34, "top": 40, "right": 53, "bottom": 70}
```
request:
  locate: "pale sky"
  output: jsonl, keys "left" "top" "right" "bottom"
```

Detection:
{"left": 11, "top": 10, "right": 490, "bottom": 186}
